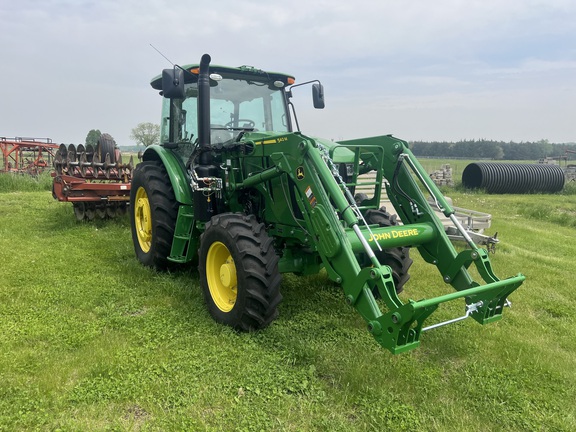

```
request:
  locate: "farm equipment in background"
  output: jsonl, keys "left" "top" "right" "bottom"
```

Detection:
{"left": 130, "top": 54, "right": 525, "bottom": 354}
{"left": 426, "top": 197, "right": 499, "bottom": 251}
{"left": 51, "top": 133, "right": 134, "bottom": 220}
{"left": 354, "top": 172, "right": 499, "bottom": 250}
{"left": 563, "top": 150, "right": 576, "bottom": 181}
{"left": 1, "top": 137, "right": 59, "bottom": 175}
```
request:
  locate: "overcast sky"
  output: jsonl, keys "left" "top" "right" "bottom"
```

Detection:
{"left": 1, "top": 0, "right": 575, "bottom": 146}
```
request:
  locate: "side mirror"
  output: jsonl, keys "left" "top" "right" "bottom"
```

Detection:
{"left": 162, "top": 68, "right": 185, "bottom": 99}
{"left": 312, "top": 83, "right": 325, "bottom": 109}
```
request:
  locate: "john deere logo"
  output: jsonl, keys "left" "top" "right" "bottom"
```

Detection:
{"left": 296, "top": 166, "right": 305, "bottom": 180}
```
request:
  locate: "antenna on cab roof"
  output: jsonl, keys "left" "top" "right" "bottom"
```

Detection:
{"left": 149, "top": 43, "right": 175, "bottom": 66}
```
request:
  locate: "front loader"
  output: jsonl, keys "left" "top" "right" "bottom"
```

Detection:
{"left": 130, "top": 54, "right": 524, "bottom": 354}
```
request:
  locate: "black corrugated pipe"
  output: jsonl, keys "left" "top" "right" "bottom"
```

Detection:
{"left": 197, "top": 53, "right": 211, "bottom": 153}
{"left": 462, "top": 162, "right": 565, "bottom": 193}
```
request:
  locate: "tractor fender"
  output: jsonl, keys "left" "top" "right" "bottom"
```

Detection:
{"left": 141, "top": 145, "right": 193, "bottom": 205}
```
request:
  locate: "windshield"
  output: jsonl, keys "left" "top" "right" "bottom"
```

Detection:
{"left": 161, "top": 76, "right": 290, "bottom": 147}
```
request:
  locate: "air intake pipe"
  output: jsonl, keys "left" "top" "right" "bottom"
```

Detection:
{"left": 462, "top": 162, "right": 565, "bottom": 193}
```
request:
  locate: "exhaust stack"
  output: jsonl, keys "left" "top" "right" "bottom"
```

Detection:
{"left": 194, "top": 54, "right": 220, "bottom": 220}
{"left": 197, "top": 53, "right": 211, "bottom": 154}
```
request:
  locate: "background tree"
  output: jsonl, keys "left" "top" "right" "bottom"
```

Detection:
{"left": 130, "top": 122, "right": 160, "bottom": 147}
{"left": 85, "top": 129, "right": 101, "bottom": 146}
{"left": 411, "top": 139, "right": 575, "bottom": 160}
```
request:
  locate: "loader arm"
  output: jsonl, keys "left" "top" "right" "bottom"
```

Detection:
{"left": 235, "top": 133, "right": 524, "bottom": 354}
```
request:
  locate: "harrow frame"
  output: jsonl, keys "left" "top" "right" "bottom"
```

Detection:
{"left": 1, "top": 137, "right": 59, "bottom": 175}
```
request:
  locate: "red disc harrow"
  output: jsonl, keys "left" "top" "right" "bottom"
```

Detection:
{"left": 51, "top": 134, "right": 134, "bottom": 221}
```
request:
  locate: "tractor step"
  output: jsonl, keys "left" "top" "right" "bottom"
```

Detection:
{"left": 168, "top": 205, "right": 197, "bottom": 263}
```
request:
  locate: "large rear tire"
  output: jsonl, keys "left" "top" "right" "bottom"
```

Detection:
{"left": 130, "top": 160, "right": 178, "bottom": 269}
{"left": 96, "top": 133, "right": 116, "bottom": 164}
{"left": 199, "top": 213, "right": 282, "bottom": 331}
{"left": 364, "top": 207, "right": 413, "bottom": 294}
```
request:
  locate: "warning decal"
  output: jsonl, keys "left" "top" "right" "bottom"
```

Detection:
{"left": 305, "top": 186, "right": 317, "bottom": 208}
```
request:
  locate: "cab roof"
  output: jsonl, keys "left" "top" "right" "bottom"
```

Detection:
{"left": 150, "top": 63, "right": 295, "bottom": 90}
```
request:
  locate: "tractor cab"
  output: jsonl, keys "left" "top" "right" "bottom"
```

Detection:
{"left": 151, "top": 65, "right": 293, "bottom": 150}
{"left": 150, "top": 63, "right": 324, "bottom": 156}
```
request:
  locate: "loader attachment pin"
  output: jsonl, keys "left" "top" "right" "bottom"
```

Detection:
{"left": 421, "top": 299, "right": 511, "bottom": 332}
{"left": 422, "top": 301, "right": 484, "bottom": 331}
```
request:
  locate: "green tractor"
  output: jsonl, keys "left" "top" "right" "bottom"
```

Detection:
{"left": 130, "top": 54, "right": 524, "bottom": 354}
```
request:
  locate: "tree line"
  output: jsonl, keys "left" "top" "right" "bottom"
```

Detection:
{"left": 83, "top": 123, "right": 160, "bottom": 148}
{"left": 410, "top": 139, "right": 576, "bottom": 160}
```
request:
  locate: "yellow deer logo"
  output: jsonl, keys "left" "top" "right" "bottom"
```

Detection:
{"left": 296, "top": 166, "right": 305, "bottom": 180}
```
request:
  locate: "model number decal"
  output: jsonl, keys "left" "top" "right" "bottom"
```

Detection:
{"left": 255, "top": 137, "right": 288, "bottom": 145}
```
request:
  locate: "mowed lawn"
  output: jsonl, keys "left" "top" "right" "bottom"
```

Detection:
{"left": 0, "top": 175, "right": 575, "bottom": 431}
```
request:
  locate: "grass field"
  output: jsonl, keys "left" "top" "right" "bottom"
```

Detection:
{"left": 0, "top": 172, "right": 575, "bottom": 431}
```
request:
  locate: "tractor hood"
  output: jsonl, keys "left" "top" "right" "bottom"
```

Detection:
{"left": 313, "top": 136, "right": 356, "bottom": 163}
{"left": 235, "top": 132, "right": 356, "bottom": 164}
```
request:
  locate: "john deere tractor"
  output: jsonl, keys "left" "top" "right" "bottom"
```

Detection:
{"left": 130, "top": 54, "right": 524, "bottom": 354}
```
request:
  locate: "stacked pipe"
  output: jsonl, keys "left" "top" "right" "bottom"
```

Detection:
{"left": 462, "top": 162, "right": 565, "bottom": 193}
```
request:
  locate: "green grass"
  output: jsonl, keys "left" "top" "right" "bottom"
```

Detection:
{"left": 0, "top": 171, "right": 53, "bottom": 192}
{"left": 1, "top": 177, "right": 575, "bottom": 431}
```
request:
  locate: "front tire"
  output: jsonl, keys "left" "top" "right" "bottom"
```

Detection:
{"left": 199, "top": 213, "right": 282, "bottom": 331}
{"left": 364, "top": 207, "right": 413, "bottom": 294}
{"left": 130, "top": 160, "right": 178, "bottom": 269}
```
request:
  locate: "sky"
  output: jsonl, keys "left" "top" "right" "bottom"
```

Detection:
{"left": 1, "top": 0, "right": 575, "bottom": 146}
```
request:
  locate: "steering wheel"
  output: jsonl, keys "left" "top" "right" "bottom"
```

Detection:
{"left": 225, "top": 119, "right": 255, "bottom": 129}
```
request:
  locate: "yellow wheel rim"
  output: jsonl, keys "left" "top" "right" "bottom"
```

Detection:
{"left": 134, "top": 186, "right": 152, "bottom": 253}
{"left": 206, "top": 241, "right": 238, "bottom": 312}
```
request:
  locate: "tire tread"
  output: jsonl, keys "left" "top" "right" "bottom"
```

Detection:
{"left": 199, "top": 213, "right": 282, "bottom": 331}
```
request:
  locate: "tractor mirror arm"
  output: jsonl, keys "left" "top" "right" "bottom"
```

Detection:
{"left": 287, "top": 80, "right": 325, "bottom": 109}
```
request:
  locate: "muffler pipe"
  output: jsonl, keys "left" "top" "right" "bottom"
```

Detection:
{"left": 197, "top": 53, "right": 211, "bottom": 164}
